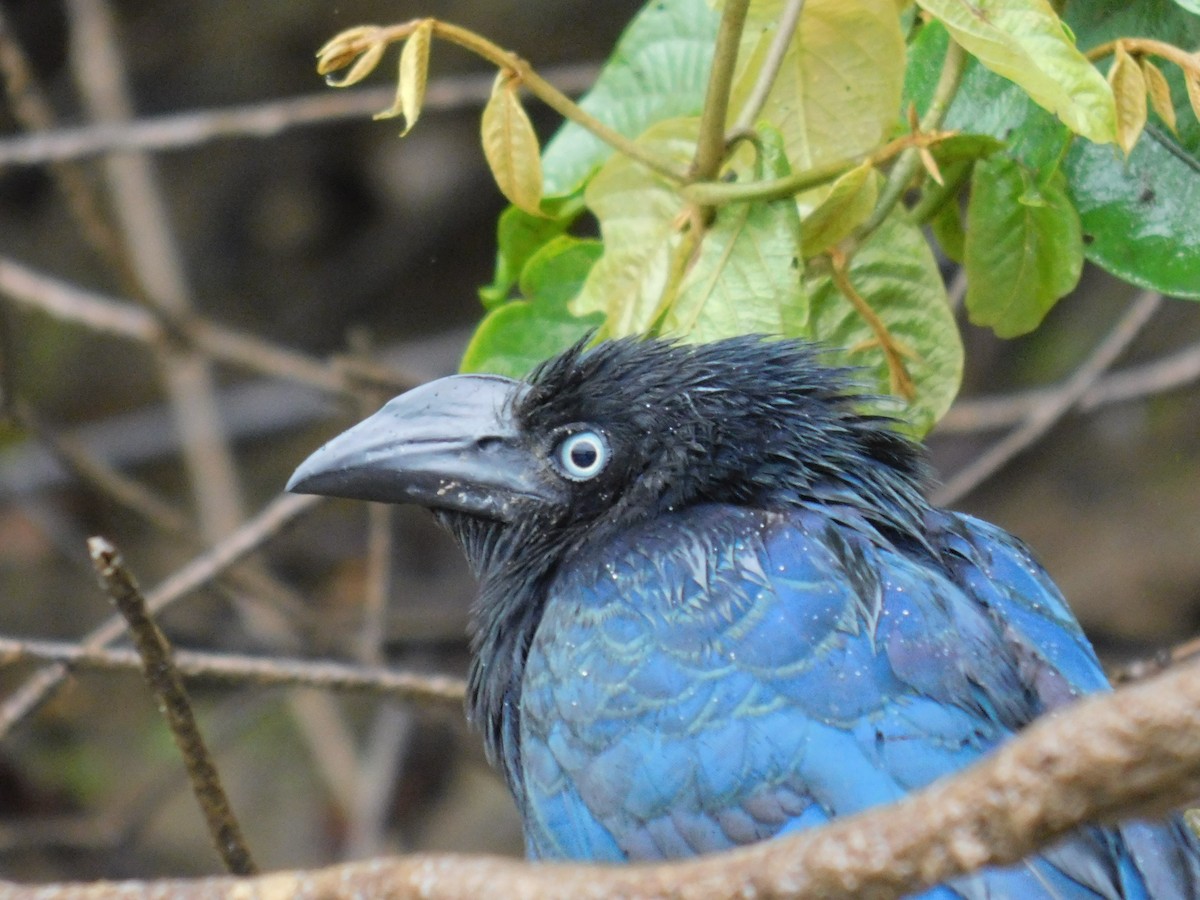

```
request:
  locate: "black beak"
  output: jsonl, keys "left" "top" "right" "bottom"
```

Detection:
{"left": 286, "top": 374, "right": 560, "bottom": 522}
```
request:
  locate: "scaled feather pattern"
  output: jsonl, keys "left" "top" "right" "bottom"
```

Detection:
{"left": 288, "top": 336, "right": 1200, "bottom": 898}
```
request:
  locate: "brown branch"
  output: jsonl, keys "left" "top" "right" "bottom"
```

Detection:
{"left": 87, "top": 536, "right": 258, "bottom": 876}
{"left": 0, "top": 635, "right": 465, "bottom": 705}
{"left": 938, "top": 337, "right": 1200, "bottom": 434}
{"left": 4, "top": 655, "right": 1200, "bottom": 899}
{"left": 0, "top": 492, "right": 321, "bottom": 740}
{"left": 0, "top": 6, "right": 141, "bottom": 291}
{"left": 68, "top": 0, "right": 246, "bottom": 542}
{"left": 0, "top": 65, "right": 600, "bottom": 167}
{"left": 0, "top": 255, "right": 356, "bottom": 395}
{"left": 933, "top": 289, "right": 1163, "bottom": 506}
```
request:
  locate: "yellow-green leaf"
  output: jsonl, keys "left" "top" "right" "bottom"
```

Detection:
{"left": 571, "top": 119, "right": 697, "bottom": 335}
{"left": 916, "top": 0, "right": 1116, "bottom": 145}
{"left": 1140, "top": 58, "right": 1176, "bottom": 134}
{"left": 375, "top": 19, "right": 433, "bottom": 135}
{"left": 1108, "top": 45, "right": 1148, "bottom": 156}
{"left": 324, "top": 38, "right": 386, "bottom": 88}
{"left": 481, "top": 72, "right": 544, "bottom": 216}
{"left": 663, "top": 128, "right": 807, "bottom": 340}
{"left": 1185, "top": 66, "right": 1200, "bottom": 125}
{"left": 732, "top": 0, "right": 905, "bottom": 172}
{"left": 803, "top": 210, "right": 962, "bottom": 436}
{"left": 316, "top": 26, "right": 382, "bottom": 76}
{"left": 799, "top": 162, "right": 880, "bottom": 256}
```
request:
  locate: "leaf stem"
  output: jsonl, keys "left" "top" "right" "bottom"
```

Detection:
{"left": 855, "top": 35, "right": 967, "bottom": 240}
{"left": 367, "top": 20, "right": 690, "bottom": 184}
{"left": 732, "top": 0, "right": 807, "bottom": 132}
{"left": 1086, "top": 37, "right": 1200, "bottom": 75}
{"left": 828, "top": 251, "right": 916, "bottom": 401}
{"left": 682, "top": 130, "right": 953, "bottom": 206}
{"left": 691, "top": 0, "right": 751, "bottom": 182}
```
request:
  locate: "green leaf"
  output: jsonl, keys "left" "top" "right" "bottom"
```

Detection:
{"left": 930, "top": 200, "right": 966, "bottom": 263}
{"left": 540, "top": 0, "right": 718, "bottom": 198}
{"left": 1170, "top": 0, "right": 1200, "bottom": 13}
{"left": 907, "top": 10, "right": 1200, "bottom": 299}
{"left": 965, "top": 156, "right": 1083, "bottom": 337}
{"left": 732, "top": 0, "right": 906, "bottom": 171}
{"left": 1066, "top": 130, "right": 1200, "bottom": 298}
{"left": 478, "top": 205, "right": 571, "bottom": 309}
{"left": 1064, "top": 0, "right": 1200, "bottom": 297}
{"left": 800, "top": 163, "right": 881, "bottom": 255}
{"left": 804, "top": 210, "right": 963, "bottom": 437}
{"left": 915, "top": 0, "right": 1116, "bottom": 144}
{"left": 906, "top": 21, "right": 1071, "bottom": 170}
{"left": 570, "top": 118, "right": 698, "bottom": 336}
{"left": 481, "top": 72, "right": 544, "bottom": 216}
{"left": 461, "top": 236, "right": 605, "bottom": 377}
{"left": 663, "top": 130, "right": 808, "bottom": 340}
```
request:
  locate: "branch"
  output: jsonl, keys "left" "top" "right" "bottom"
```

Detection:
{"left": 731, "top": 0, "right": 806, "bottom": 132}
{"left": 938, "top": 337, "right": 1200, "bottom": 434}
{"left": 855, "top": 35, "right": 966, "bottom": 240}
{"left": 690, "top": 0, "right": 750, "bottom": 183}
{"left": 933, "top": 289, "right": 1162, "bottom": 505}
{"left": 320, "top": 20, "right": 687, "bottom": 184}
{"left": 5, "top": 655, "right": 1200, "bottom": 898}
{"left": 0, "top": 255, "right": 356, "bottom": 395}
{"left": 0, "top": 65, "right": 599, "bottom": 167}
{"left": 87, "top": 537, "right": 258, "bottom": 876}
{"left": 0, "top": 635, "right": 465, "bottom": 705}
{"left": 0, "top": 492, "right": 320, "bottom": 740}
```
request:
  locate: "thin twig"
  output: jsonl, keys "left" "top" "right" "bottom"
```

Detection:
{"left": 934, "top": 290, "right": 1163, "bottom": 505}
{"left": 0, "top": 255, "right": 356, "bottom": 395}
{"left": 15, "top": 399, "right": 315, "bottom": 626}
{"left": 87, "top": 537, "right": 258, "bottom": 876}
{"left": 0, "top": 65, "right": 600, "bottom": 167}
{"left": 68, "top": 0, "right": 246, "bottom": 542}
{"left": 939, "top": 337, "right": 1200, "bottom": 434}
{"left": 411, "top": 20, "right": 686, "bottom": 184}
{"left": 0, "top": 7, "right": 141, "bottom": 290}
{"left": 0, "top": 492, "right": 321, "bottom": 740}
{"left": 855, "top": 37, "right": 966, "bottom": 240}
{"left": 4, "top": 655, "right": 1200, "bottom": 899}
{"left": 0, "top": 637, "right": 466, "bottom": 706}
{"left": 731, "top": 0, "right": 806, "bottom": 132}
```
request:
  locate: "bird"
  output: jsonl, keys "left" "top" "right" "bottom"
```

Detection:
{"left": 288, "top": 335, "right": 1200, "bottom": 897}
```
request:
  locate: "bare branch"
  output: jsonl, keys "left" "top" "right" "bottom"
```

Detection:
{"left": 0, "top": 492, "right": 320, "bottom": 739}
{"left": 87, "top": 536, "right": 258, "bottom": 876}
{"left": 0, "top": 255, "right": 356, "bottom": 395}
{"left": 939, "top": 337, "right": 1200, "bottom": 434}
{"left": 0, "top": 64, "right": 598, "bottom": 167}
{"left": 3, "top": 655, "right": 1200, "bottom": 899}
{"left": 934, "top": 290, "right": 1163, "bottom": 505}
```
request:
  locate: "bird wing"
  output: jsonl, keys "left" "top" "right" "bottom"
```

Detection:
{"left": 519, "top": 502, "right": 1193, "bottom": 897}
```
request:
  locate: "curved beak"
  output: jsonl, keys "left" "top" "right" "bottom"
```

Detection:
{"left": 286, "top": 374, "right": 557, "bottom": 522}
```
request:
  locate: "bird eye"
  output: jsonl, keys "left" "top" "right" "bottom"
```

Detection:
{"left": 556, "top": 430, "right": 609, "bottom": 481}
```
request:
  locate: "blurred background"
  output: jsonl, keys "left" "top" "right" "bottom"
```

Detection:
{"left": 0, "top": 0, "right": 1197, "bottom": 884}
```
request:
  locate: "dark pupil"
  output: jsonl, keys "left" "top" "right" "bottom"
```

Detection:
{"left": 570, "top": 442, "right": 598, "bottom": 469}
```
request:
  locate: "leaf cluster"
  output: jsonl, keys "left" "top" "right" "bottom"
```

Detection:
{"left": 317, "top": 0, "right": 1200, "bottom": 436}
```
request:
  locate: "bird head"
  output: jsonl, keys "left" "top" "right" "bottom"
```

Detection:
{"left": 287, "top": 335, "right": 928, "bottom": 553}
